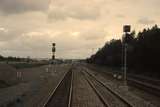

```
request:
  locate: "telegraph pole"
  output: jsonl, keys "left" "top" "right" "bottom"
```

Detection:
{"left": 123, "top": 25, "right": 131, "bottom": 86}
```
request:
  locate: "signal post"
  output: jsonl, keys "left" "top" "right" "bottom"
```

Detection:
{"left": 122, "top": 25, "right": 131, "bottom": 87}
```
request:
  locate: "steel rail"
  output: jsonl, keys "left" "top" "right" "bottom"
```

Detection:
{"left": 87, "top": 65, "right": 160, "bottom": 97}
{"left": 68, "top": 69, "right": 73, "bottom": 107}
{"left": 81, "top": 71, "right": 110, "bottom": 107}
{"left": 42, "top": 69, "right": 72, "bottom": 107}
{"left": 83, "top": 70, "right": 133, "bottom": 107}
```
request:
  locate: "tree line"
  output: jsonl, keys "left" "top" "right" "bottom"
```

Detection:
{"left": 87, "top": 25, "right": 160, "bottom": 78}
{"left": 0, "top": 55, "right": 32, "bottom": 62}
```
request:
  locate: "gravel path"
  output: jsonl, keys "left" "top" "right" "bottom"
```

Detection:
{"left": 86, "top": 64, "right": 160, "bottom": 107}
{"left": 83, "top": 71, "right": 129, "bottom": 107}
{"left": 84, "top": 67, "right": 156, "bottom": 107}
{"left": 71, "top": 67, "right": 105, "bottom": 107}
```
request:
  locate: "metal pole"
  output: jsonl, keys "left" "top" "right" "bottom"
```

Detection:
{"left": 123, "top": 25, "right": 131, "bottom": 87}
{"left": 121, "top": 40, "right": 124, "bottom": 72}
{"left": 124, "top": 43, "right": 127, "bottom": 85}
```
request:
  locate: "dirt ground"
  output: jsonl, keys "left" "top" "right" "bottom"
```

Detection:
{"left": 0, "top": 64, "right": 18, "bottom": 86}
{"left": 0, "top": 63, "right": 71, "bottom": 107}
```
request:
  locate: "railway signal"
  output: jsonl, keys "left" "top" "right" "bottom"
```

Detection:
{"left": 52, "top": 43, "right": 57, "bottom": 72}
{"left": 122, "top": 25, "right": 131, "bottom": 86}
{"left": 52, "top": 43, "right": 56, "bottom": 60}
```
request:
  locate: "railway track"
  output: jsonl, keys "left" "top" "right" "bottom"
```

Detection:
{"left": 127, "top": 78, "right": 160, "bottom": 97}
{"left": 86, "top": 64, "right": 160, "bottom": 97}
{"left": 128, "top": 74, "right": 160, "bottom": 86}
{"left": 82, "top": 70, "right": 133, "bottom": 107}
{"left": 43, "top": 69, "right": 73, "bottom": 107}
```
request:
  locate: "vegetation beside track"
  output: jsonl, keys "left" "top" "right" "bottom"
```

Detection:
{"left": 87, "top": 25, "right": 160, "bottom": 78}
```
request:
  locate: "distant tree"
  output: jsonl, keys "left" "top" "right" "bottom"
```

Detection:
{"left": 0, "top": 55, "right": 4, "bottom": 61}
{"left": 87, "top": 25, "right": 160, "bottom": 78}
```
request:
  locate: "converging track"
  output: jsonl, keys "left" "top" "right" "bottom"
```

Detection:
{"left": 41, "top": 65, "right": 156, "bottom": 107}
{"left": 43, "top": 69, "right": 73, "bottom": 107}
{"left": 87, "top": 65, "right": 160, "bottom": 97}
{"left": 82, "top": 70, "right": 133, "bottom": 107}
{"left": 128, "top": 76, "right": 160, "bottom": 97}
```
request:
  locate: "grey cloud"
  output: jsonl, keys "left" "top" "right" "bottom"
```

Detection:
{"left": 0, "top": 28, "right": 19, "bottom": 42}
{"left": 1, "top": 0, "right": 159, "bottom": 59}
{"left": 48, "top": 7, "right": 100, "bottom": 21}
{"left": 79, "top": 30, "right": 106, "bottom": 41}
{"left": 115, "top": 14, "right": 125, "bottom": 18}
{"left": 48, "top": 1, "right": 101, "bottom": 21}
{"left": 0, "top": 0, "right": 49, "bottom": 14}
{"left": 0, "top": 27, "right": 106, "bottom": 58}
{"left": 138, "top": 17, "right": 155, "bottom": 25}
{"left": 0, "top": 30, "right": 83, "bottom": 58}
{"left": 0, "top": 31, "right": 52, "bottom": 58}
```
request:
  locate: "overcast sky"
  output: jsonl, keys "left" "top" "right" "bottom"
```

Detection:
{"left": 0, "top": 0, "right": 159, "bottom": 59}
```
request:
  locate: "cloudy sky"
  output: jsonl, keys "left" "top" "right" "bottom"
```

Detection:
{"left": 0, "top": 0, "right": 159, "bottom": 59}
